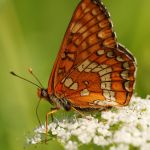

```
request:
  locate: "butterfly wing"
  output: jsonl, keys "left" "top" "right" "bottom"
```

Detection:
{"left": 48, "top": 0, "right": 116, "bottom": 95}
{"left": 48, "top": 0, "right": 136, "bottom": 108}
{"left": 56, "top": 44, "right": 136, "bottom": 108}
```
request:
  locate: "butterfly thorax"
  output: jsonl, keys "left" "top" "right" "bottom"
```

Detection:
{"left": 37, "top": 88, "right": 71, "bottom": 111}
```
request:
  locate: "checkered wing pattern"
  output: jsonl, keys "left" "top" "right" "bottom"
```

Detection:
{"left": 48, "top": 0, "right": 136, "bottom": 108}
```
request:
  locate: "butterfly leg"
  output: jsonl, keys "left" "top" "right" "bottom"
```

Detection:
{"left": 46, "top": 108, "right": 58, "bottom": 136}
{"left": 71, "top": 107, "right": 85, "bottom": 117}
{"left": 50, "top": 108, "right": 56, "bottom": 122}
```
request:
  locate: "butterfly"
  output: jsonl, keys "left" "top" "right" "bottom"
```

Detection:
{"left": 37, "top": 0, "right": 136, "bottom": 133}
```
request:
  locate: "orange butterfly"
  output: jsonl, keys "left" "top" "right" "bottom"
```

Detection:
{"left": 39, "top": 0, "right": 137, "bottom": 133}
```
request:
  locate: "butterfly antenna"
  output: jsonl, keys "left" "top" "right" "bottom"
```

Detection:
{"left": 36, "top": 98, "right": 42, "bottom": 126}
{"left": 28, "top": 68, "right": 44, "bottom": 88}
{"left": 10, "top": 71, "right": 41, "bottom": 88}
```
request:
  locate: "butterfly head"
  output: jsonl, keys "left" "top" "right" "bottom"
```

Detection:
{"left": 37, "top": 88, "right": 49, "bottom": 100}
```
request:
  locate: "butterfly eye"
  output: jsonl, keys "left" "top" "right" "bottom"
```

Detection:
{"left": 42, "top": 89, "right": 48, "bottom": 98}
{"left": 37, "top": 88, "right": 48, "bottom": 98}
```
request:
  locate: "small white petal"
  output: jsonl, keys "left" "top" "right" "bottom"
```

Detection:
{"left": 65, "top": 141, "right": 78, "bottom": 150}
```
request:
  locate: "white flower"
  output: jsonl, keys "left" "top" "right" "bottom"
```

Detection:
{"left": 78, "top": 132, "right": 92, "bottom": 144}
{"left": 113, "top": 128, "right": 132, "bottom": 144}
{"left": 27, "top": 134, "right": 41, "bottom": 144}
{"left": 110, "top": 144, "right": 129, "bottom": 150}
{"left": 93, "top": 135, "right": 109, "bottom": 146}
{"left": 141, "top": 142, "right": 150, "bottom": 150}
{"left": 34, "top": 125, "right": 46, "bottom": 134}
{"left": 65, "top": 141, "right": 78, "bottom": 150}
{"left": 27, "top": 96, "right": 150, "bottom": 150}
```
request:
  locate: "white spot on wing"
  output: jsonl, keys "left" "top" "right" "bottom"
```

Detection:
{"left": 92, "top": 8, "right": 99, "bottom": 16}
{"left": 121, "top": 70, "right": 129, "bottom": 80}
{"left": 80, "top": 89, "right": 90, "bottom": 96}
{"left": 96, "top": 50, "right": 105, "bottom": 56}
{"left": 99, "top": 67, "right": 112, "bottom": 76}
{"left": 124, "top": 81, "right": 130, "bottom": 91}
{"left": 101, "top": 82, "right": 111, "bottom": 90}
{"left": 103, "top": 90, "right": 115, "bottom": 101}
{"left": 101, "top": 74, "right": 111, "bottom": 81}
{"left": 84, "top": 62, "right": 98, "bottom": 72}
{"left": 64, "top": 78, "right": 73, "bottom": 87}
{"left": 116, "top": 56, "right": 124, "bottom": 62}
{"left": 84, "top": 81, "right": 89, "bottom": 85}
{"left": 107, "top": 51, "right": 115, "bottom": 58}
{"left": 77, "top": 59, "right": 91, "bottom": 72}
{"left": 92, "top": 64, "right": 108, "bottom": 72}
{"left": 123, "top": 62, "right": 130, "bottom": 69}
{"left": 92, "top": 99, "right": 118, "bottom": 106}
{"left": 70, "top": 83, "right": 78, "bottom": 90}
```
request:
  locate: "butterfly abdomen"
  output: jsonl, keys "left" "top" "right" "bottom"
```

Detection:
{"left": 49, "top": 95, "right": 72, "bottom": 111}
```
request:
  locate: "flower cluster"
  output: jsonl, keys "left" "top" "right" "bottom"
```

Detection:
{"left": 27, "top": 96, "right": 150, "bottom": 150}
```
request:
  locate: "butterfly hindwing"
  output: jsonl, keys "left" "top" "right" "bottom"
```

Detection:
{"left": 55, "top": 44, "right": 136, "bottom": 108}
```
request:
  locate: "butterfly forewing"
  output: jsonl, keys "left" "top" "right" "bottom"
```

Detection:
{"left": 48, "top": 0, "right": 117, "bottom": 95}
{"left": 48, "top": 0, "right": 136, "bottom": 108}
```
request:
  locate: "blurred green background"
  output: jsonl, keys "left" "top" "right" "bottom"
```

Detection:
{"left": 0, "top": 0, "right": 150, "bottom": 149}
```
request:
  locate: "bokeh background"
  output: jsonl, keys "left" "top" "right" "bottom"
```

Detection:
{"left": 0, "top": 0, "right": 150, "bottom": 149}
